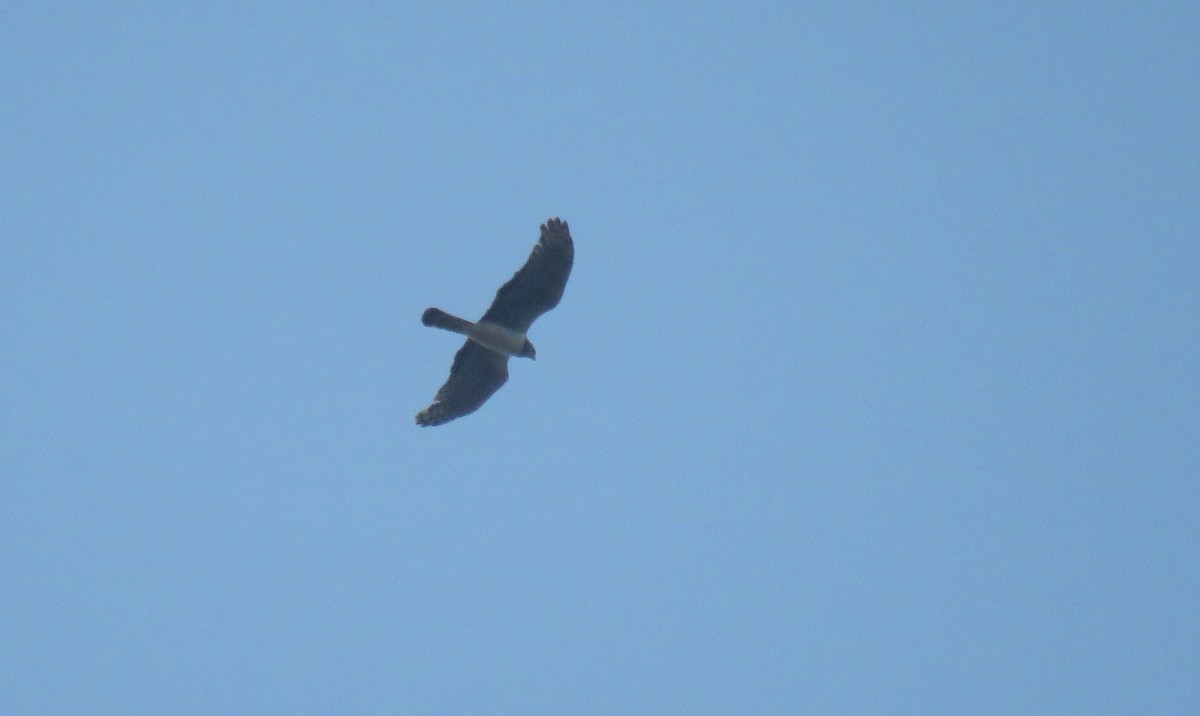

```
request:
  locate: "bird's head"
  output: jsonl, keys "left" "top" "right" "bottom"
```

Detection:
{"left": 520, "top": 339, "right": 536, "bottom": 360}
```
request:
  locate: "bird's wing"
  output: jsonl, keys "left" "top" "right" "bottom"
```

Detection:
{"left": 415, "top": 340, "right": 509, "bottom": 427}
{"left": 479, "top": 218, "right": 574, "bottom": 333}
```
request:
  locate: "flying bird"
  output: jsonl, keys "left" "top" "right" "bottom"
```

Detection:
{"left": 416, "top": 217, "right": 574, "bottom": 426}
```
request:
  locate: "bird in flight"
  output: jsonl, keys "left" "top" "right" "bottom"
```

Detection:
{"left": 416, "top": 217, "right": 574, "bottom": 426}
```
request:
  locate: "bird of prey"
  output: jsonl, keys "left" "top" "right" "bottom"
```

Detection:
{"left": 416, "top": 217, "right": 574, "bottom": 426}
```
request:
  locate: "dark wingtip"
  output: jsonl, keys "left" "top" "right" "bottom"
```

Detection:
{"left": 421, "top": 307, "right": 439, "bottom": 326}
{"left": 541, "top": 217, "right": 569, "bottom": 237}
{"left": 415, "top": 406, "right": 442, "bottom": 426}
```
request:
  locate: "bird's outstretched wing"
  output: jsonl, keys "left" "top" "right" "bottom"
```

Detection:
{"left": 415, "top": 341, "right": 509, "bottom": 427}
{"left": 480, "top": 218, "right": 574, "bottom": 333}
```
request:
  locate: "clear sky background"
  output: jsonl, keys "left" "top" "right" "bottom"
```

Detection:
{"left": 2, "top": 3, "right": 1197, "bottom": 714}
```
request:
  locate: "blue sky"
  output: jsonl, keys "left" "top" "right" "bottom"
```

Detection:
{"left": 2, "top": 3, "right": 1197, "bottom": 713}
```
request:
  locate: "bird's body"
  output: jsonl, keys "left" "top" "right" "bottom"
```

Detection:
{"left": 421, "top": 309, "right": 532, "bottom": 357}
{"left": 416, "top": 218, "right": 574, "bottom": 427}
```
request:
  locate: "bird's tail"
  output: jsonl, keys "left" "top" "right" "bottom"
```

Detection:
{"left": 422, "top": 307, "right": 474, "bottom": 335}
